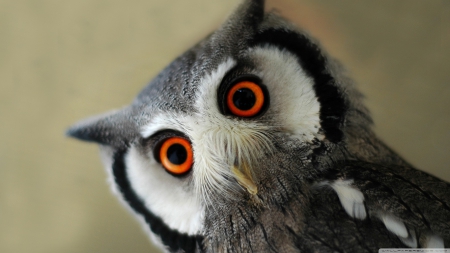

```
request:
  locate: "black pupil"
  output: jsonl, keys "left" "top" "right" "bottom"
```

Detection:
{"left": 167, "top": 144, "right": 187, "bottom": 165}
{"left": 232, "top": 88, "right": 256, "bottom": 110}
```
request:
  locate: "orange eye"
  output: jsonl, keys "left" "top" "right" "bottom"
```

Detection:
{"left": 226, "top": 81, "right": 265, "bottom": 117}
{"left": 159, "top": 137, "right": 193, "bottom": 175}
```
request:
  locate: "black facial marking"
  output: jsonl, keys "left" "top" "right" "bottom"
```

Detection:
{"left": 251, "top": 29, "right": 347, "bottom": 143}
{"left": 233, "top": 88, "right": 256, "bottom": 110}
{"left": 167, "top": 144, "right": 188, "bottom": 165}
{"left": 111, "top": 149, "right": 204, "bottom": 252}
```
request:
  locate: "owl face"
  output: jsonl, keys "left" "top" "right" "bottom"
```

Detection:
{"left": 68, "top": 0, "right": 372, "bottom": 251}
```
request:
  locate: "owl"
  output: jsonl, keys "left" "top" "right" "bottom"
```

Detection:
{"left": 67, "top": 0, "right": 450, "bottom": 252}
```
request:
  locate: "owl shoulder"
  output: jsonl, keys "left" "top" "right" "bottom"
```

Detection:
{"left": 310, "top": 161, "right": 450, "bottom": 249}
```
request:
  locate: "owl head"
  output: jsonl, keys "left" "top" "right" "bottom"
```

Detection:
{"left": 67, "top": 0, "right": 382, "bottom": 251}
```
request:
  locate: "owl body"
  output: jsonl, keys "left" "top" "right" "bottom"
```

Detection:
{"left": 68, "top": 0, "right": 450, "bottom": 252}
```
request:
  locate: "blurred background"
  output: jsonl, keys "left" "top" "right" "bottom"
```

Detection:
{"left": 1, "top": 0, "right": 449, "bottom": 252}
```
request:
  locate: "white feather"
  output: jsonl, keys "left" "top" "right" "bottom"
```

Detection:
{"left": 425, "top": 234, "right": 444, "bottom": 248}
{"left": 99, "top": 146, "right": 168, "bottom": 252}
{"left": 331, "top": 180, "right": 366, "bottom": 220}
{"left": 399, "top": 229, "right": 417, "bottom": 248}
{"left": 126, "top": 146, "right": 204, "bottom": 235}
{"left": 192, "top": 57, "right": 276, "bottom": 204}
{"left": 248, "top": 46, "right": 323, "bottom": 142}
{"left": 381, "top": 214, "right": 408, "bottom": 238}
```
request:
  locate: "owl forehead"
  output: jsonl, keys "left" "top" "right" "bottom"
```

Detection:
{"left": 132, "top": 42, "right": 249, "bottom": 117}
{"left": 132, "top": 17, "right": 348, "bottom": 144}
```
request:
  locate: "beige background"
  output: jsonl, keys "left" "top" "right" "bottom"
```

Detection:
{"left": 1, "top": 0, "right": 449, "bottom": 252}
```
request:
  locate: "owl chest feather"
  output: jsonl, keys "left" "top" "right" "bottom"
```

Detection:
{"left": 203, "top": 161, "right": 450, "bottom": 252}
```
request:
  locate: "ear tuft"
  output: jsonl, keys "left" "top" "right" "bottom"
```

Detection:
{"left": 202, "top": 0, "right": 265, "bottom": 58}
{"left": 229, "top": 0, "right": 265, "bottom": 28}
{"left": 66, "top": 107, "right": 138, "bottom": 148}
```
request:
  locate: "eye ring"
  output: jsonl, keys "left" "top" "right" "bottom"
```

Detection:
{"left": 226, "top": 81, "right": 265, "bottom": 117}
{"left": 159, "top": 137, "right": 193, "bottom": 175}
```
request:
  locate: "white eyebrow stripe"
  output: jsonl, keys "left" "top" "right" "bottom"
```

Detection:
{"left": 140, "top": 113, "right": 192, "bottom": 138}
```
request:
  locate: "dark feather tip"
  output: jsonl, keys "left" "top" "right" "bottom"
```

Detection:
{"left": 65, "top": 125, "right": 96, "bottom": 143}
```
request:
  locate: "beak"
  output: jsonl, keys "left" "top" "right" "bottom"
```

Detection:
{"left": 232, "top": 163, "right": 258, "bottom": 195}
